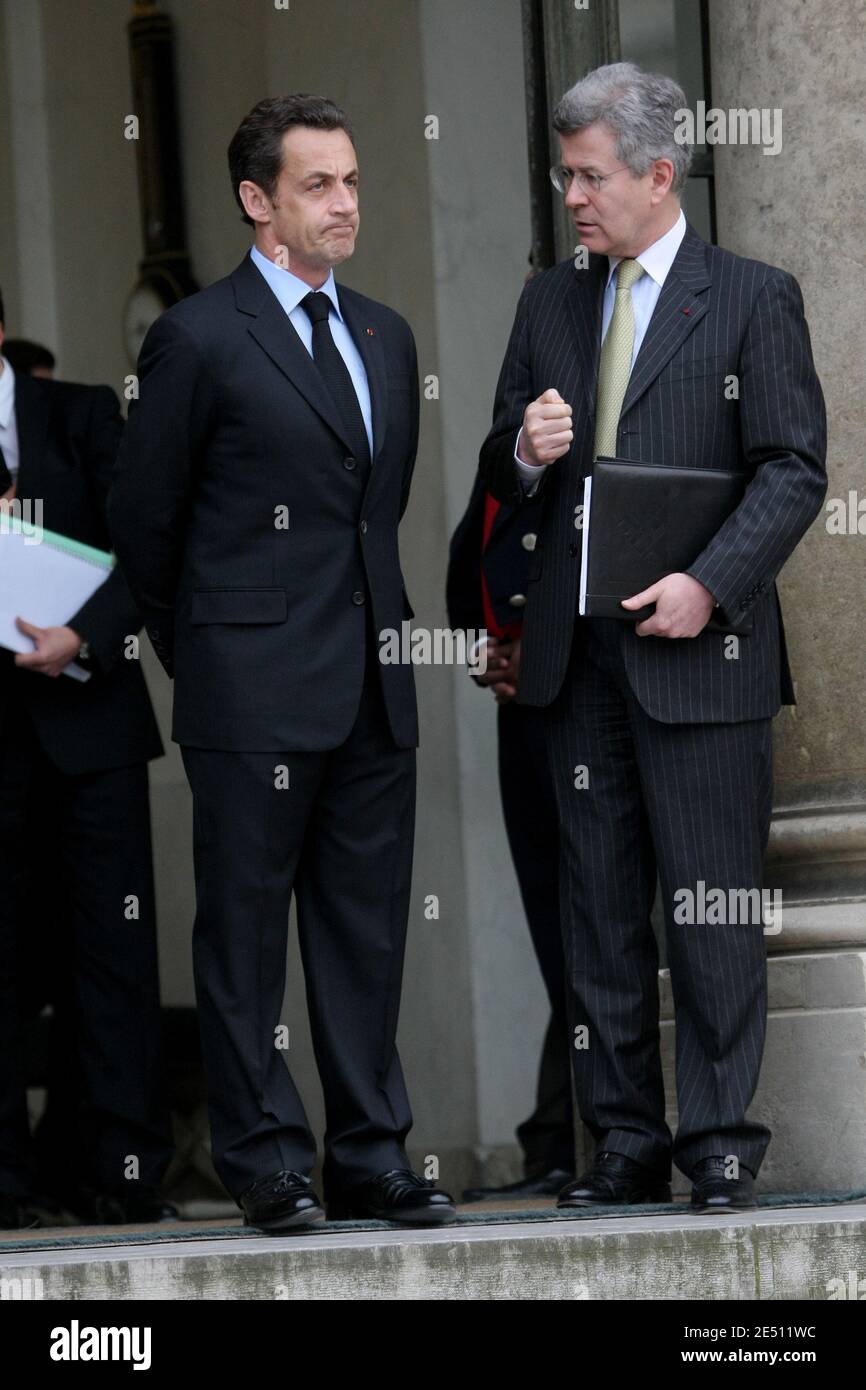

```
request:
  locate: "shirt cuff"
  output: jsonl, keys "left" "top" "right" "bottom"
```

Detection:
{"left": 514, "top": 427, "right": 547, "bottom": 495}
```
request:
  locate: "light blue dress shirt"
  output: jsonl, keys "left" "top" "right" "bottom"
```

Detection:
{"left": 250, "top": 243, "right": 374, "bottom": 456}
{"left": 516, "top": 209, "right": 687, "bottom": 491}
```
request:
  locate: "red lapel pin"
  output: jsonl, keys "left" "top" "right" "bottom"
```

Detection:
{"left": 682, "top": 307, "right": 691, "bottom": 315}
{"left": 366, "top": 327, "right": 375, "bottom": 335}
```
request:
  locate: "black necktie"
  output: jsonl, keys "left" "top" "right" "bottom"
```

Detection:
{"left": 300, "top": 291, "right": 371, "bottom": 472}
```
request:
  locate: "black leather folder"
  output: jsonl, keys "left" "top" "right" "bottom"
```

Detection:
{"left": 578, "top": 456, "right": 753, "bottom": 634}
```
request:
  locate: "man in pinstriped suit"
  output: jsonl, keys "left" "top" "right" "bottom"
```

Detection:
{"left": 479, "top": 64, "right": 827, "bottom": 1213}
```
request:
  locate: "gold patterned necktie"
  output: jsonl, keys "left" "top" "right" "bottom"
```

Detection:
{"left": 593, "top": 257, "right": 645, "bottom": 459}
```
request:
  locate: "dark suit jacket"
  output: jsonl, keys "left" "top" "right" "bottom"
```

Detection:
{"left": 0, "top": 375, "right": 163, "bottom": 774}
{"left": 446, "top": 470, "right": 544, "bottom": 633}
{"left": 107, "top": 250, "right": 420, "bottom": 752}
{"left": 479, "top": 223, "right": 827, "bottom": 723}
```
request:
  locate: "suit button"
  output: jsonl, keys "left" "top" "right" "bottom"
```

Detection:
{"left": 508, "top": 593, "right": 527, "bottom": 608}
{"left": 569, "top": 542, "right": 578, "bottom": 557}
{"left": 521, "top": 533, "right": 537, "bottom": 551}
{"left": 360, "top": 520, "right": 368, "bottom": 534}
{"left": 343, "top": 456, "right": 357, "bottom": 471}
{"left": 352, "top": 590, "right": 365, "bottom": 605}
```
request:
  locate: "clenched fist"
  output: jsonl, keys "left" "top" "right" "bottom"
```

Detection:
{"left": 517, "top": 388, "right": 573, "bottom": 467}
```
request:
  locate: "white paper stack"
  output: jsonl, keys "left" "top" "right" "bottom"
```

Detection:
{"left": 0, "top": 515, "right": 114, "bottom": 681}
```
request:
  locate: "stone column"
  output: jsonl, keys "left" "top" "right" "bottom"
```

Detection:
{"left": 666, "top": 0, "right": 866, "bottom": 1192}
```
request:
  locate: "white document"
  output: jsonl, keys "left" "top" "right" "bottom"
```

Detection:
{"left": 578, "top": 474, "right": 592, "bottom": 616}
{"left": 0, "top": 516, "right": 114, "bottom": 681}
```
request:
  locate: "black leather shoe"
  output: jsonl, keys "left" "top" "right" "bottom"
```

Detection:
{"left": 327, "top": 1169, "right": 457, "bottom": 1224}
{"left": 557, "top": 1151, "right": 672, "bottom": 1207}
{"left": 240, "top": 1170, "right": 325, "bottom": 1232}
{"left": 690, "top": 1157, "right": 756, "bottom": 1213}
{"left": 463, "top": 1168, "right": 574, "bottom": 1201}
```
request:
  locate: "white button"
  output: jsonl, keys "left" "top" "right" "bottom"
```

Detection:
{"left": 521, "top": 533, "right": 537, "bottom": 551}
{"left": 508, "top": 593, "right": 527, "bottom": 608}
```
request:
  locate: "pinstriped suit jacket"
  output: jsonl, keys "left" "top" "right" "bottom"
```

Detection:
{"left": 479, "top": 222, "right": 827, "bottom": 723}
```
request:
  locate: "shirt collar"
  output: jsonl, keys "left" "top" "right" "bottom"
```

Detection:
{"left": 0, "top": 355, "right": 16, "bottom": 429}
{"left": 250, "top": 244, "right": 343, "bottom": 321}
{"left": 605, "top": 208, "right": 687, "bottom": 291}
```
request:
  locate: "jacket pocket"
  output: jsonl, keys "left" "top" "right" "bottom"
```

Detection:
{"left": 189, "top": 588, "right": 288, "bottom": 625}
{"left": 656, "top": 351, "right": 730, "bottom": 383}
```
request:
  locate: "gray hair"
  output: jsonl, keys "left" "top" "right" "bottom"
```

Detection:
{"left": 553, "top": 62, "right": 692, "bottom": 195}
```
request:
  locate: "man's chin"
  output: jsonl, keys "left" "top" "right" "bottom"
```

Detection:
{"left": 575, "top": 225, "right": 611, "bottom": 252}
{"left": 322, "top": 240, "right": 356, "bottom": 267}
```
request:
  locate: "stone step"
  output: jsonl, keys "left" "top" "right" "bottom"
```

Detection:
{"left": 2, "top": 1200, "right": 865, "bottom": 1300}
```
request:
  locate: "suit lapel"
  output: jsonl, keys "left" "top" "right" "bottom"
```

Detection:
{"left": 13, "top": 372, "right": 50, "bottom": 496}
{"left": 565, "top": 253, "right": 608, "bottom": 416}
{"left": 233, "top": 253, "right": 358, "bottom": 458}
{"left": 620, "top": 224, "right": 712, "bottom": 418}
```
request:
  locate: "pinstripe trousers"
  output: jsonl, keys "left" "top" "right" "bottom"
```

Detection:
{"left": 544, "top": 616, "right": 773, "bottom": 1180}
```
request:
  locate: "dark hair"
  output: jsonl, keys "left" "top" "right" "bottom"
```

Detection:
{"left": 3, "top": 338, "right": 56, "bottom": 374}
{"left": 228, "top": 94, "right": 354, "bottom": 227}
{"left": 0, "top": 286, "right": 4, "bottom": 329}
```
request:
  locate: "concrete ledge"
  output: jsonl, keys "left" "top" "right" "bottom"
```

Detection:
{"left": 2, "top": 1202, "right": 865, "bottom": 1300}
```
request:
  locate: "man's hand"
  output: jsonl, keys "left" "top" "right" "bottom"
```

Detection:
{"left": 518, "top": 389, "right": 573, "bottom": 467}
{"left": 491, "top": 637, "right": 521, "bottom": 703}
{"left": 472, "top": 636, "right": 521, "bottom": 703}
{"left": 621, "top": 573, "right": 716, "bottom": 638}
{"left": 0, "top": 482, "right": 16, "bottom": 506}
{"left": 14, "top": 617, "right": 83, "bottom": 677}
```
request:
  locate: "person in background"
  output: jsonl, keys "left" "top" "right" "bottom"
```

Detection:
{"left": 0, "top": 288, "right": 174, "bottom": 1229}
{"left": 2, "top": 338, "right": 55, "bottom": 380}
{"left": 447, "top": 469, "right": 575, "bottom": 1199}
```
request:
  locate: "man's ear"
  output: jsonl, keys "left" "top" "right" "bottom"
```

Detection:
{"left": 650, "top": 159, "right": 675, "bottom": 204}
{"left": 238, "top": 180, "right": 271, "bottom": 226}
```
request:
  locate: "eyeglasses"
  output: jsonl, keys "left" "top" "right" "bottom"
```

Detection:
{"left": 549, "top": 164, "right": 630, "bottom": 196}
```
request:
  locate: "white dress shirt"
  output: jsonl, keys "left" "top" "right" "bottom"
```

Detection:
{"left": 249, "top": 243, "right": 374, "bottom": 456}
{"left": 0, "top": 355, "right": 20, "bottom": 482}
{"left": 515, "top": 209, "right": 688, "bottom": 492}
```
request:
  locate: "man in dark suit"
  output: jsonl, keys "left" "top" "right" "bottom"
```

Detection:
{"left": 108, "top": 95, "right": 455, "bottom": 1230}
{"left": 0, "top": 292, "right": 172, "bottom": 1229}
{"left": 447, "top": 472, "right": 575, "bottom": 1198}
{"left": 480, "top": 63, "right": 827, "bottom": 1213}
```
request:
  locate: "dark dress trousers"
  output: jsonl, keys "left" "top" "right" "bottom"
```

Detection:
{"left": 479, "top": 223, "right": 827, "bottom": 1180}
{"left": 108, "top": 250, "right": 421, "bottom": 1200}
{"left": 0, "top": 374, "right": 169, "bottom": 1202}
{"left": 447, "top": 471, "right": 573, "bottom": 1175}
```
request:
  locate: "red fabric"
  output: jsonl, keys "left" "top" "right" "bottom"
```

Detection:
{"left": 480, "top": 492, "right": 522, "bottom": 640}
